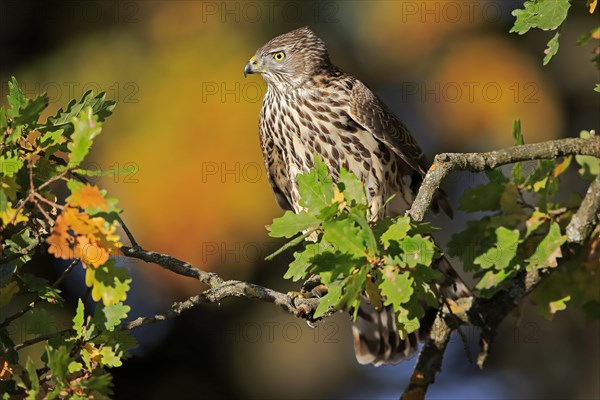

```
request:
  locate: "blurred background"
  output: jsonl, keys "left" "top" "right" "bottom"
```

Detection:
{"left": 1, "top": 0, "right": 599, "bottom": 399}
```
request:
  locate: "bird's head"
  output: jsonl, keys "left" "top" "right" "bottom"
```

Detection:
{"left": 244, "top": 27, "right": 331, "bottom": 89}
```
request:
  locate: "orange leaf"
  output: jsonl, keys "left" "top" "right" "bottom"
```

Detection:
{"left": 47, "top": 206, "right": 121, "bottom": 268}
{"left": 68, "top": 184, "right": 107, "bottom": 211}
{"left": 0, "top": 358, "right": 11, "bottom": 381}
{"left": 552, "top": 156, "right": 572, "bottom": 178}
{"left": 75, "top": 235, "right": 110, "bottom": 268}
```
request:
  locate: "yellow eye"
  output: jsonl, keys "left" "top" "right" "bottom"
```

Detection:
{"left": 273, "top": 51, "right": 285, "bottom": 61}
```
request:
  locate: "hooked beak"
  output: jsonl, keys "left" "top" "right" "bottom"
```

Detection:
{"left": 244, "top": 55, "right": 259, "bottom": 77}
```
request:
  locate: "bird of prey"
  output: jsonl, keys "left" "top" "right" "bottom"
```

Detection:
{"left": 244, "top": 27, "right": 469, "bottom": 366}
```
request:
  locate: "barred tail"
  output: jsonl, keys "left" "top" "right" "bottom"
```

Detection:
{"left": 352, "top": 256, "right": 471, "bottom": 366}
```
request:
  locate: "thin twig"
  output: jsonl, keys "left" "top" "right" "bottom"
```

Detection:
{"left": 408, "top": 136, "right": 600, "bottom": 221}
{"left": 119, "top": 245, "right": 328, "bottom": 325}
{"left": 0, "top": 259, "right": 79, "bottom": 329}
{"left": 2, "top": 328, "right": 72, "bottom": 355}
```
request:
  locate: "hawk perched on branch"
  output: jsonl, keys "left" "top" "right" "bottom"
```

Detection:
{"left": 244, "top": 27, "right": 469, "bottom": 365}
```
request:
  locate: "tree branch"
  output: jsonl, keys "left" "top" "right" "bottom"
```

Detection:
{"left": 116, "top": 137, "right": 598, "bottom": 400}
{"left": 566, "top": 173, "right": 600, "bottom": 244}
{"left": 6, "top": 137, "right": 595, "bottom": 398}
{"left": 0, "top": 259, "right": 79, "bottom": 330}
{"left": 120, "top": 245, "right": 324, "bottom": 327}
{"left": 401, "top": 135, "right": 600, "bottom": 399}
{"left": 408, "top": 136, "right": 600, "bottom": 221}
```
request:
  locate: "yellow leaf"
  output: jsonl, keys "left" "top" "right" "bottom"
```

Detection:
{"left": 549, "top": 295, "right": 570, "bottom": 314}
{"left": 552, "top": 156, "right": 572, "bottom": 178}
{"left": 331, "top": 186, "right": 345, "bottom": 204}
{"left": 589, "top": 0, "right": 597, "bottom": 13}
{"left": 0, "top": 205, "right": 29, "bottom": 227}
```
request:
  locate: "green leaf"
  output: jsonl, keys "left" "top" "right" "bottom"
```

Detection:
{"left": 21, "top": 274, "right": 63, "bottom": 305}
{"left": 323, "top": 219, "right": 367, "bottom": 258}
{"left": 575, "top": 131, "right": 600, "bottom": 180}
{"left": 46, "top": 345, "right": 72, "bottom": 382}
{"left": 313, "top": 279, "right": 344, "bottom": 318}
{"left": 575, "top": 155, "right": 600, "bottom": 180}
{"left": 312, "top": 251, "right": 362, "bottom": 282}
{"left": 380, "top": 267, "right": 414, "bottom": 308}
{"left": 73, "top": 299, "right": 85, "bottom": 337}
{"left": 68, "top": 107, "right": 103, "bottom": 166}
{"left": 340, "top": 268, "right": 368, "bottom": 319}
{"left": 525, "top": 210, "right": 548, "bottom": 238}
{"left": 381, "top": 217, "right": 411, "bottom": 249}
{"left": 399, "top": 234, "right": 436, "bottom": 268}
{"left": 397, "top": 297, "right": 425, "bottom": 336}
{"left": 337, "top": 168, "right": 367, "bottom": 205}
{"left": 296, "top": 154, "right": 333, "bottom": 214}
{"left": 474, "top": 227, "right": 519, "bottom": 270}
{"left": 14, "top": 93, "right": 49, "bottom": 127}
{"left": 24, "top": 308, "right": 56, "bottom": 336}
{"left": 284, "top": 242, "right": 325, "bottom": 281}
{"left": 37, "top": 128, "right": 66, "bottom": 150}
{"left": 42, "top": 90, "right": 115, "bottom": 134}
{"left": 524, "top": 159, "right": 555, "bottom": 192}
{"left": 348, "top": 207, "right": 377, "bottom": 254}
{"left": 24, "top": 357, "right": 40, "bottom": 398}
{"left": 475, "top": 268, "right": 514, "bottom": 291}
{"left": 85, "top": 260, "right": 131, "bottom": 306}
{"left": 102, "top": 303, "right": 130, "bottom": 331}
{"left": 510, "top": 0, "right": 571, "bottom": 35}
{"left": 499, "top": 184, "right": 524, "bottom": 215}
{"left": 72, "top": 370, "right": 113, "bottom": 395}
{"left": 526, "top": 221, "right": 566, "bottom": 269}
{"left": 485, "top": 168, "right": 509, "bottom": 184}
{"left": 447, "top": 219, "right": 490, "bottom": 271}
{"left": 268, "top": 211, "right": 320, "bottom": 238}
{"left": 0, "top": 150, "right": 24, "bottom": 178}
{"left": 68, "top": 361, "right": 83, "bottom": 374}
{"left": 459, "top": 182, "right": 505, "bottom": 212}
{"left": 6, "top": 77, "right": 26, "bottom": 118}
{"left": 99, "top": 345, "right": 123, "bottom": 367}
{"left": 543, "top": 32, "right": 560, "bottom": 65}
{"left": 594, "top": 84, "right": 600, "bottom": 93}
{"left": 413, "top": 264, "right": 443, "bottom": 284}
{"left": 95, "top": 328, "right": 138, "bottom": 355}
{"left": 266, "top": 229, "right": 316, "bottom": 262}
{"left": 513, "top": 119, "right": 524, "bottom": 145}
{"left": 0, "top": 176, "right": 19, "bottom": 212}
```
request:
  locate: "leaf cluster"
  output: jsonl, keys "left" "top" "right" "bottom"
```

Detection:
{"left": 1, "top": 78, "right": 134, "bottom": 398}
{"left": 268, "top": 156, "right": 442, "bottom": 337}
{"left": 510, "top": 0, "right": 600, "bottom": 91}
{"left": 447, "top": 121, "right": 599, "bottom": 318}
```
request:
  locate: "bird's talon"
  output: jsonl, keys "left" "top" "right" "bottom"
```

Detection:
{"left": 311, "top": 284, "right": 328, "bottom": 298}
{"left": 286, "top": 291, "right": 304, "bottom": 308}
{"left": 295, "top": 303, "right": 311, "bottom": 317}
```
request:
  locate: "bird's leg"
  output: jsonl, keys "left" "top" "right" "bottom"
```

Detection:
{"left": 286, "top": 274, "right": 328, "bottom": 309}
